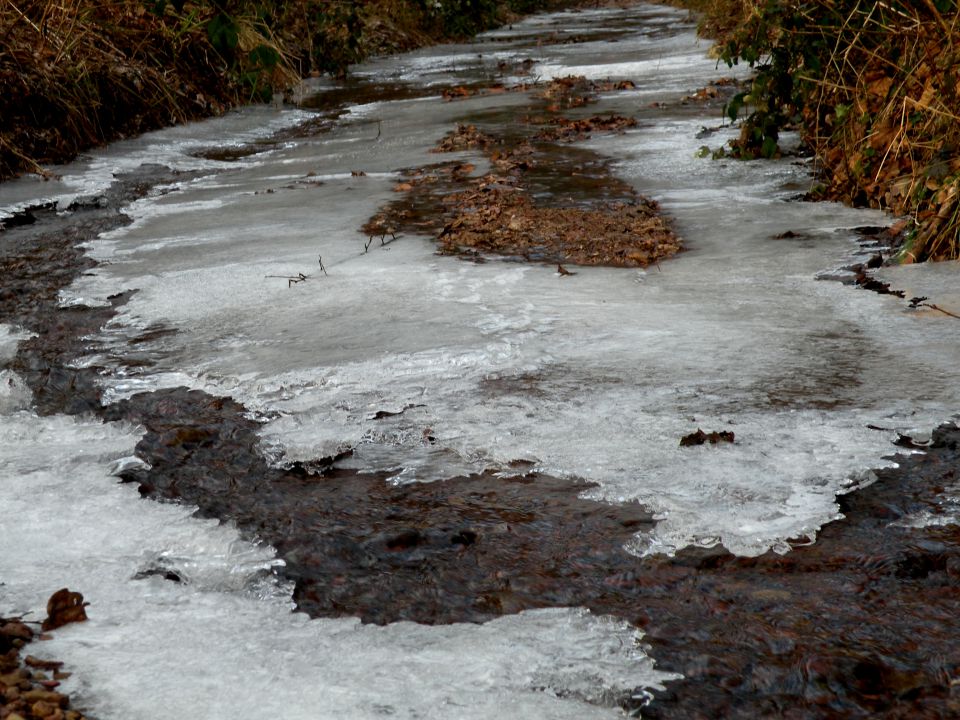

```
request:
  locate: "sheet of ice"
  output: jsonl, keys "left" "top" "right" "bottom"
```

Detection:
{"left": 875, "top": 259, "right": 960, "bottom": 318}
{"left": 0, "top": 411, "right": 678, "bottom": 719}
{"left": 0, "top": 327, "right": 33, "bottom": 413}
{"left": 0, "top": 106, "right": 316, "bottom": 222}
{"left": 44, "top": 2, "right": 959, "bottom": 559}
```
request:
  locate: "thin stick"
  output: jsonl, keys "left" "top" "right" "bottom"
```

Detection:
{"left": 920, "top": 303, "right": 960, "bottom": 319}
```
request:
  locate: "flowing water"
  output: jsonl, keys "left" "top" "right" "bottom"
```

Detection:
{"left": 2, "top": 3, "right": 959, "bottom": 717}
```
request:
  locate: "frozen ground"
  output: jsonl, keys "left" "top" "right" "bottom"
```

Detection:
{"left": 0, "top": 411, "right": 676, "bottom": 719}
{"left": 2, "top": 2, "right": 959, "bottom": 717}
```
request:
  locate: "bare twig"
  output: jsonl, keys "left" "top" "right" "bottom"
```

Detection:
{"left": 920, "top": 302, "right": 960, "bottom": 319}
{"left": 265, "top": 272, "right": 309, "bottom": 287}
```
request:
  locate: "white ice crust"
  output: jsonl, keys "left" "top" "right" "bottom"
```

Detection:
{"left": 0, "top": 411, "right": 678, "bottom": 719}
{"left": 5, "top": 3, "right": 956, "bottom": 559}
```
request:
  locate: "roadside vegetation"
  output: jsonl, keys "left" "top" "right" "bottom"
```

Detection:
{"left": 0, "top": 0, "right": 576, "bottom": 180}
{"left": 678, "top": 0, "right": 960, "bottom": 262}
{"left": 5, "top": 0, "right": 959, "bottom": 263}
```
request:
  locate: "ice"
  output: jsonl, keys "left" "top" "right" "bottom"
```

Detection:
{"left": 0, "top": 411, "right": 678, "bottom": 720}
{"left": 0, "top": 106, "right": 316, "bottom": 222}
{"left": 5, "top": 2, "right": 960, "bottom": 715}
{"left": 876, "top": 259, "right": 960, "bottom": 319}
{"left": 0, "top": 324, "right": 32, "bottom": 362}
{"left": 0, "top": 327, "right": 33, "bottom": 413}
{"left": 7, "top": 3, "right": 951, "bottom": 558}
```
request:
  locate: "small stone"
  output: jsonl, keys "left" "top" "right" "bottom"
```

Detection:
{"left": 31, "top": 700, "right": 57, "bottom": 718}
{"left": 21, "top": 689, "right": 66, "bottom": 707}
{"left": 25, "top": 657, "right": 63, "bottom": 671}
{"left": 0, "top": 622, "right": 32, "bottom": 642}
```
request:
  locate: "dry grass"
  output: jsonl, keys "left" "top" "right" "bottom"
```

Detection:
{"left": 679, "top": 0, "right": 960, "bottom": 262}
{"left": 0, "top": 1, "right": 256, "bottom": 178}
{"left": 0, "top": 0, "right": 598, "bottom": 180}
{"left": 800, "top": 1, "right": 960, "bottom": 262}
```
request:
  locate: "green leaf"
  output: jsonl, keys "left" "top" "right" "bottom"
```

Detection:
{"left": 761, "top": 135, "right": 778, "bottom": 159}
{"left": 207, "top": 13, "right": 239, "bottom": 56}
{"left": 726, "top": 92, "right": 747, "bottom": 123}
{"left": 249, "top": 44, "right": 280, "bottom": 70}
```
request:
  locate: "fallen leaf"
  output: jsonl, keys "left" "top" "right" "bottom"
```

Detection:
{"left": 42, "top": 588, "right": 89, "bottom": 631}
{"left": 680, "top": 429, "right": 735, "bottom": 447}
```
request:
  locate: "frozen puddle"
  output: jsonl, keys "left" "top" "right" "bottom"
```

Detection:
{"left": 31, "top": 2, "right": 959, "bottom": 556}
{"left": 0, "top": 411, "right": 677, "bottom": 718}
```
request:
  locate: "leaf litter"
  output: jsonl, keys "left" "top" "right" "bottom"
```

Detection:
{"left": 362, "top": 77, "right": 680, "bottom": 268}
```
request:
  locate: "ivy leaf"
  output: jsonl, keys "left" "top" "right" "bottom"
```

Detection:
{"left": 249, "top": 44, "right": 280, "bottom": 70}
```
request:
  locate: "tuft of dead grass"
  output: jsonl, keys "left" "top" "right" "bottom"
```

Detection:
{"left": 0, "top": 0, "right": 298, "bottom": 179}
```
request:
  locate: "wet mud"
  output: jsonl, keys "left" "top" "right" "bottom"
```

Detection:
{"left": 638, "top": 425, "right": 960, "bottom": 718}
{"left": 4, "top": 90, "right": 960, "bottom": 720}
{"left": 106, "top": 388, "right": 656, "bottom": 625}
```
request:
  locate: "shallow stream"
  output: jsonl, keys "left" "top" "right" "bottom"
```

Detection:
{"left": 2, "top": 3, "right": 960, "bottom": 718}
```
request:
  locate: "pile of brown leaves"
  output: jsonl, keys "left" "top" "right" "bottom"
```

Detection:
{"left": 431, "top": 124, "right": 498, "bottom": 152}
{"left": 533, "top": 114, "right": 638, "bottom": 142}
{"left": 538, "top": 75, "right": 636, "bottom": 111}
{"left": 363, "top": 103, "right": 679, "bottom": 268}
{"left": 436, "top": 178, "right": 678, "bottom": 265}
